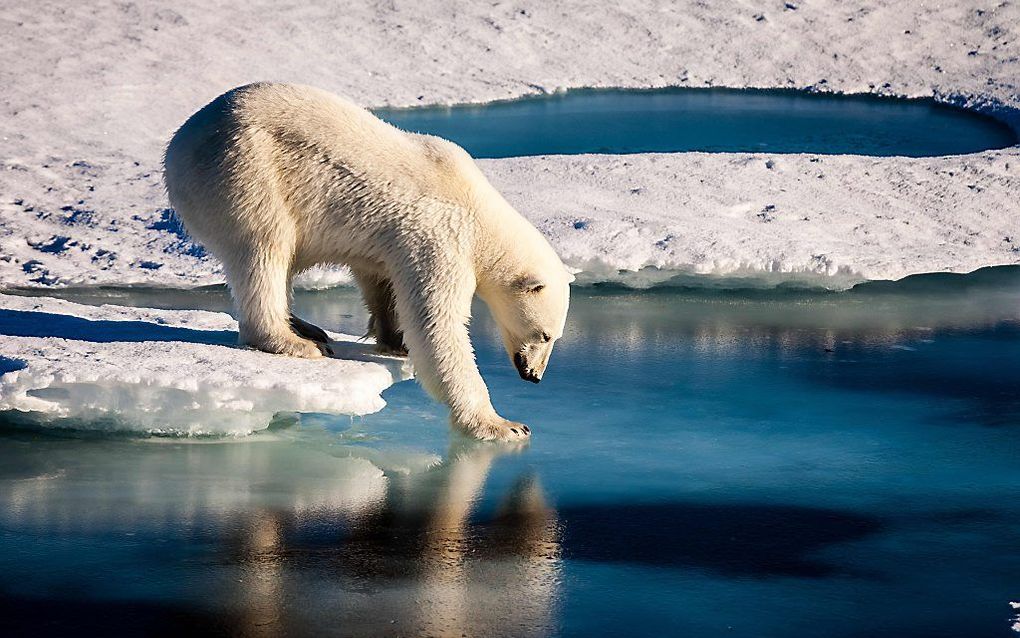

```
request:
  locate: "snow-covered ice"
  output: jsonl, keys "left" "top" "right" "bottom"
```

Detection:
{"left": 486, "top": 150, "right": 1020, "bottom": 286}
{"left": 1, "top": 0, "right": 1018, "bottom": 430}
{"left": 0, "top": 294, "right": 407, "bottom": 435}
{"left": 1, "top": 0, "right": 1018, "bottom": 289}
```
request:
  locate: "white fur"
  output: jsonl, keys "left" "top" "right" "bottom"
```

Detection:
{"left": 164, "top": 83, "right": 572, "bottom": 441}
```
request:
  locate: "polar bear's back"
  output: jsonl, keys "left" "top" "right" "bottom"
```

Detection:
{"left": 225, "top": 82, "right": 410, "bottom": 156}
{"left": 165, "top": 83, "right": 484, "bottom": 226}
{"left": 166, "top": 82, "right": 412, "bottom": 184}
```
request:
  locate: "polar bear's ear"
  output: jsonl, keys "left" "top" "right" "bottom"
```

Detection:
{"left": 516, "top": 275, "right": 546, "bottom": 293}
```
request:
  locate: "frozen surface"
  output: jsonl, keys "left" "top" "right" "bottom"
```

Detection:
{"left": 485, "top": 150, "right": 1020, "bottom": 286}
{"left": 1, "top": 1, "right": 1019, "bottom": 289}
{"left": 0, "top": 294, "right": 405, "bottom": 435}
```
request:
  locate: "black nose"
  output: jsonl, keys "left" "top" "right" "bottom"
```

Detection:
{"left": 513, "top": 352, "right": 541, "bottom": 383}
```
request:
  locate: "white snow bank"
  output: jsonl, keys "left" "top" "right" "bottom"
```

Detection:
{"left": 482, "top": 150, "right": 1020, "bottom": 287}
{"left": 1, "top": 0, "right": 1018, "bottom": 289}
{"left": 0, "top": 294, "right": 409, "bottom": 435}
{"left": 3, "top": 147, "right": 1016, "bottom": 291}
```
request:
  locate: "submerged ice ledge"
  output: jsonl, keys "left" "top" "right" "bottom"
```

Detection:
{"left": 0, "top": 295, "right": 408, "bottom": 435}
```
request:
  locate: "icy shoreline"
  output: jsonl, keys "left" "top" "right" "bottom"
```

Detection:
{"left": 0, "top": 294, "right": 407, "bottom": 435}
{"left": 1, "top": 0, "right": 1018, "bottom": 290}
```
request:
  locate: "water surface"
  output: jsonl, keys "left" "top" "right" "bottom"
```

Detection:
{"left": 2, "top": 273, "right": 1020, "bottom": 636}
{"left": 374, "top": 88, "right": 1018, "bottom": 158}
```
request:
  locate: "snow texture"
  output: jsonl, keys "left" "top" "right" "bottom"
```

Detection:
{"left": 0, "top": 294, "right": 407, "bottom": 435}
{"left": 485, "top": 151, "right": 1020, "bottom": 286}
{"left": 0, "top": 0, "right": 1018, "bottom": 289}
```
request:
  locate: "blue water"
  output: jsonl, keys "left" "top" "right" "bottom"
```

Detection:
{"left": 2, "top": 270, "right": 1019, "bottom": 636}
{"left": 374, "top": 88, "right": 1018, "bottom": 158}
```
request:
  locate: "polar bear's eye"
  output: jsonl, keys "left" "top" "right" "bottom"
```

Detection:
{"left": 541, "top": 332, "right": 552, "bottom": 343}
{"left": 517, "top": 276, "right": 546, "bottom": 293}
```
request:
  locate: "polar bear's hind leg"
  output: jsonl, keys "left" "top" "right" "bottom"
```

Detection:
{"left": 229, "top": 249, "right": 326, "bottom": 359}
{"left": 353, "top": 271, "right": 407, "bottom": 356}
{"left": 211, "top": 188, "right": 325, "bottom": 359}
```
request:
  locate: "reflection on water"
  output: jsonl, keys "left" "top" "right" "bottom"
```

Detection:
{"left": 0, "top": 432, "right": 560, "bottom": 636}
{"left": 26, "top": 266, "right": 1019, "bottom": 356}
{"left": 2, "top": 266, "right": 1020, "bottom": 636}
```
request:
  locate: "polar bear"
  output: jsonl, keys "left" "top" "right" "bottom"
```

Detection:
{"left": 164, "top": 83, "right": 572, "bottom": 441}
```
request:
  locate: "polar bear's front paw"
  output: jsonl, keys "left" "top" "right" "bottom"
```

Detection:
{"left": 456, "top": 414, "right": 531, "bottom": 442}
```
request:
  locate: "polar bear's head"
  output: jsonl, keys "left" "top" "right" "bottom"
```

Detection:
{"left": 484, "top": 261, "right": 574, "bottom": 384}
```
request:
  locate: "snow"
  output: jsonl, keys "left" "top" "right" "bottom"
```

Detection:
{"left": 0, "top": 0, "right": 1018, "bottom": 290}
{"left": 0, "top": 294, "right": 408, "bottom": 435}
{"left": 485, "top": 150, "right": 1020, "bottom": 286}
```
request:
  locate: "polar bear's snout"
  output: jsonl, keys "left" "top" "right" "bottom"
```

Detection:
{"left": 513, "top": 351, "right": 540, "bottom": 383}
{"left": 489, "top": 272, "right": 571, "bottom": 387}
{"left": 513, "top": 341, "right": 554, "bottom": 384}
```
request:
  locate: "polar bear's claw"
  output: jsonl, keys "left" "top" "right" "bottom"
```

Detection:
{"left": 289, "top": 314, "right": 330, "bottom": 344}
{"left": 459, "top": 416, "right": 532, "bottom": 442}
{"left": 495, "top": 421, "right": 531, "bottom": 442}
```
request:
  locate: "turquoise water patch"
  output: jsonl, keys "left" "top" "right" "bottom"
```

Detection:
{"left": 2, "top": 272, "right": 1019, "bottom": 635}
{"left": 374, "top": 88, "right": 1018, "bottom": 158}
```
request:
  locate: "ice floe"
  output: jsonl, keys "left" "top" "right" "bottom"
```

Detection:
{"left": 0, "top": 294, "right": 409, "bottom": 435}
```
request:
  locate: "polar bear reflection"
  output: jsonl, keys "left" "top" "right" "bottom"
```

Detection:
{"left": 228, "top": 442, "right": 560, "bottom": 637}
{"left": 0, "top": 435, "right": 560, "bottom": 636}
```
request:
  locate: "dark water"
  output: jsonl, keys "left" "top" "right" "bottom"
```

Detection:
{"left": 374, "top": 88, "right": 1018, "bottom": 158}
{"left": 2, "top": 271, "right": 1020, "bottom": 636}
